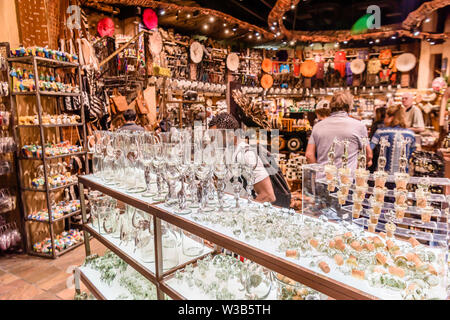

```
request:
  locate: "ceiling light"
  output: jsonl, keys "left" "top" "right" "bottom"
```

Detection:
{"left": 276, "top": 32, "right": 281, "bottom": 36}
{"left": 369, "top": 40, "right": 374, "bottom": 44}
{"left": 257, "top": 36, "right": 261, "bottom": 40}
{"left": 232, "top": 27, "right": 237, "bottom": 32}
{"left": 248, "top": 34, "right": 253, "bottom": 39}
{"left": 203, "top": 24, "right": 209, "bottom": 30}
{"left": 225, "top": 29, "right": 229, "bottom": 34}
{"left": 430, "top": 41, "right": 436, "bottom": 45}
{"left": 343, "top": 40, "right": 348, "bottom": 44}
{"left": 186, "top": 13, "right": 191, "bottom": 18}
{"left": 375, "top": 39, "right": 380, "bottom": 43}
{"left": 255, "top": 32, "right": 260, "bottom": 36}
{"left": 413, "top": 29, "right": 420, "bottom": 36}
{"left": 290, "top": 40, "right": 296, "bottom": 46}
{"left": 273, "top": 22, "right": 277, "bottom": 25}
{"left": 391, "top": 35, "right": 397, "bottom": 39}
{"left": 223, "top": 23, "right": 227, "bottom": 27}
{"left": 282, "top": 41, "right": 287, "bottom": 45}
{"left": 291, "top": 4, "right": 296, "bottom": 10}
{"left": 424, "top": 17, "right": 431, "bottom": 23}
{"left": 270, "top": 26, "right": 276, "bottom": 31}
{"left": 209, "top": 16, "right": 215, "bottom": 23}
{"left": 159, "top": 9, "right": 166, "bottom": 15}
{"left": 282, "top": 16, "right": 286, "bottom": 20}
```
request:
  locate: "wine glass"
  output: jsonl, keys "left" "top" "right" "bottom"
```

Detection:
{"left": 173, "top": 142, "right": 192, "bottom": 215}
{"left": 194, "top": 146, "right": 214, "bottom": 214}
{"left": 151, "top": 143, "right": 167, "bottom": 202}
{"left": 239, "top": 147, "right": 259, "bottom": 208}
{"left": 141, "top": 132, "right": 157, "bottom": 198}
{"left": 226, "top": 146, "right": 243, "bottom": 210}
{"left": 124, "top": 131, "right": 141, "bottom": 193}
{"left": 214, "top": 147, "right": 229, "bottom": 212}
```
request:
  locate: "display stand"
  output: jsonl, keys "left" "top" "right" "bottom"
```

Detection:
{"left": 8, "top": 55, "right": 89, "bottom": 259}
{"left": 76, "top": 174, "right": 448, "bottom": 300}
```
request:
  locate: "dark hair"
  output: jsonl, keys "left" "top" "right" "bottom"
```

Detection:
{"left": 123, "top": 109, "right": 137, "bottom": 122}
{"left": 208, "top": 112, "right": 240, "bottom": 130}
{"left": 386, "top": 105, "right": 406, "bottom": 128}
{"left": 329, "top": 91, "right": 353, "bottom": 113}
{"left": 374, "top": 107, "right": 386, "bottom": 123}
{"left": 315, "top": 107, "right": 330, "bottom": 118}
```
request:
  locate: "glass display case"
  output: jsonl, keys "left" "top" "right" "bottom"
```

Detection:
{"left": 76, "top": 172, "right": 449, "bottom": 300}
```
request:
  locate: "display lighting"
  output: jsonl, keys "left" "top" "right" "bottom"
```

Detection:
{"left": 159, "top": 9, "right": 166, "bottom": 15}
{"left": 203, "top": 24, "right": 209, "bottom": 30}
{"left": 424, "top": 17, "right": 431, "bottom": 23}
{"left": 248, "top": 34, "right": 253, "bottom": 39}
{"left": 391, "top": 35, "right": 397, "bottom": 39}
{"left": 223, "top": 23, "right": 227, "bottom": 27}
{"left": 270, "top": 26, "right": 276, "bottom": 31}
{"left": 375, "top": 39, "right": 380, "bottom": 43}
{"left": 225, "top": 29, "right": 229, "bottom": 34}
{"left": 232, "top": 27, "right": 237, "bottom": 32}
{"left": 282, "top": 16, "right": 287, "bottom": 20}
{"left": 186, "top": 13, "right": 191, "bottom": 18}
{"left": 369, "top": 40, "right": 374, "bottom": 44}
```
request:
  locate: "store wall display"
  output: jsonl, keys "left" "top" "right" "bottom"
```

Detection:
{"left": 18, "top": 114, "right": 81, "bottom": 126}
{"left": 32, "top": 228, "right": 83, "bottom": 254}
{"left": 10, "top": 46, "right": 79, "bottom": 63}
{"left": 21, "top": 141, "right": 83, "bottom": 159}
{"left": 0, "top": 221, "right": 21, "bottom": 252}
{"left": 27, "top": 199, "right": 80, "bottom": 222}
{"left": 0, "top": 188, "right": 16, "bottom": 214}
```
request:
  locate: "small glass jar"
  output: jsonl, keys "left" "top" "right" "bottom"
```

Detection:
{"left": 420, "top": 206, "right": 433, "bottom": 223}
{"left": 415, "top": 188, "right": 429, "bottom": 209}
{"left": 394, "top": 204, "right": 407, "bottom": 220}
{"left": 340, "top": 183, "right": 351, "bottom": 197}
{"left": 353, "top": 199, "right": 363, "bottom": 211}
{"left": 338, "top": 167, "right": 352, "bottom": 185}
{"left": 337, "top": 190, "right": 347, "bottom": 205}
{"left": 373, "top": 171, "right": 388, "bottom": 189}
{"left": 370, "top": 198, "right": 383, "bottom": 215}
{"left": 394, "top": 188, "right": 408, "bottom": 206}
{"left": 352, "top": 206, "right": 361, "bottom": 219}
{"left": 354, "top": 186, "right": 367, "bottom": 200}
{"left": 394, "top": 172, "right": 410, "bottom": 191}
{"left": 369, "top": 212, "right": 379, "bottom": 224}
{"left": 385, "top": 222, "right": 396, "bottom": 238}
{"left": 324, "top": 164, "right": 337, "bottom": 182}
{"left": 368, "top": 223, "right": 377, "bottom": 233}
{"left": 272, "top": 272, "right": 311, "bottom": 300}
{"left": 327, "top": 179, "right": 337, "bottom": 192}
{"left": 355, "top": 168, "right": 369, "bottom": 187}
{"left": 374, "top": 187, "right": 386, "bottom": 202}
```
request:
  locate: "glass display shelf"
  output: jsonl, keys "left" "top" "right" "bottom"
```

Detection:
{"left": 79, "top": 174, "right": 449, "bottom": 300}
{"left": 85, "top": 222, "right": 213, "bottom": 285}
{"left": 75, "top": 266, "right": 159, "bottom": 300}
{"left": 342, "top": 205, "right": 449, "bottom": 232}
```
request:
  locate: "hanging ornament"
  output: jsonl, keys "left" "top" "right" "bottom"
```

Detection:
{"left": 143, "top": 8, "right": 158, "bottom": 30}
{"left": 97, "top": 17, "right": 115, "bottom": 37}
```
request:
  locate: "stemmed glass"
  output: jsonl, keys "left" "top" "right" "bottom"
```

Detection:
{"left": 214, "top": 147, "right": 229, "bottom": 212}
{"left": 124, "top": 131, "right": 143, "bottom": 193}
{"left": 226, "top": 146, "right": 243, "bottom": 210}
{"left": 141, "top": 132, "right": 157, "bottom": 198}
{"left": 195, "top": 144, "right": 214, "bottom": 214}
{"left": 240, "top": 147, "right": 259, "bottom": 208}
{"left": 151, "top": 143, "right": 167, "bottom": 202}
{"left": 163, "top": 143, "right": 181, "bottom": 207}
{"left": 174, "top": 142, "right": 192, "bottom": 215}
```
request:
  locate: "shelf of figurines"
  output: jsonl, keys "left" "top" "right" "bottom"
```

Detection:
{"left": 8, "top": 56, "right": 79, "bottom": 69}
{"left": 78, "top": 174, "right": 449, "bottom": 300}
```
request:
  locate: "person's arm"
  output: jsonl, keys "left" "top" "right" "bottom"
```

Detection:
{"left": 305, "top": 143, "right": 317, "bottom": 164}
{"left": 366, "top": 145, "right": 373, "bottom": 168}
{"left": 411, "top": 108, "right": 425, "bottom": 133}
{"left": 253, "top": 176, "right": 276, "bottom": 203}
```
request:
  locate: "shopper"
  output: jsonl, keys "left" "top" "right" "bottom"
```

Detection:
{"left": 117, "top": 109, "right": 145, "bottom": 132}
{"left": 306, "top": 91, "right": 372, "bottom": 169}
{"left": 368, "top": 106, "right": 387, "bottom": 172}
{"left": 208, "top": 113, "right": 282, "bottom": 205}
{"left": 314, "top": 103, "right": 330, "bottom": 124}
{"left": 401, "top": 92, "right": 425, "bottom": 133}
{"left": 370, "top": 105, "right": 416, "bottom": 174}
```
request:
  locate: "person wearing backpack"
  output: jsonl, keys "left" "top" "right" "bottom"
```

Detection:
{"left": 209, "top": 113, "right": 291, "bottom": 208}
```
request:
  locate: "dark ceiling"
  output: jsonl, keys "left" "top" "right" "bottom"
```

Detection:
{"left": 190, "top": 0, "right": 428, "bottom": 31}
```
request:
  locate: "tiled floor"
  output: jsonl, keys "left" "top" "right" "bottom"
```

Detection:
{"left": 0, "top": 239, "right": 106, "bottom": 300}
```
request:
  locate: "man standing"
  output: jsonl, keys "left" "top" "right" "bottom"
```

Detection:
{"left": 306, "top": 91, "right": 372, "bottom": 169}
{"left": 401, "top": 92, "right": 425, "bottom": 133}
{"left": 117, "top": 109, "right": 145, "bottom": 132}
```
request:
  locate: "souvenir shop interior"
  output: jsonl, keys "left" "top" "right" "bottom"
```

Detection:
{"left": 0, "top": 0, "right": 449, "bottom": 301}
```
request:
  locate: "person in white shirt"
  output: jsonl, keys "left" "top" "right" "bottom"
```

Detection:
{"left": 401, "top": 92, "right": 425, "bottom": 133}
{"left": 208, "top": 113, "right": 276, "bottom": 203}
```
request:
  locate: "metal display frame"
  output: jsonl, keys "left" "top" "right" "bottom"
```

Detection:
{"left": 8, "top": 55, "right": 89, "bottom": 259}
